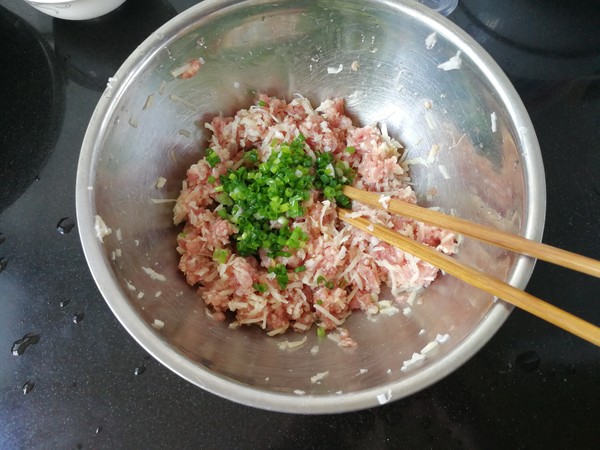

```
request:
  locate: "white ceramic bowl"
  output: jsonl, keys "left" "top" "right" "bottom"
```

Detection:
{"left": 23, "top": 0, "right": 126, "bottom": 20}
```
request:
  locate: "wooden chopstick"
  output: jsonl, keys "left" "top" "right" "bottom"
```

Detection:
{"left": 343, "top": 185, "right": 600, "bottom": 278}
{"left": 337, "top": 209, "right": 600, "bottom": 347}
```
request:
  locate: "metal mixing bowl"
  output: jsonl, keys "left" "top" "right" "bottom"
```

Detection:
{"left": 76, "top": 0, "right": 545, "bottom": 413}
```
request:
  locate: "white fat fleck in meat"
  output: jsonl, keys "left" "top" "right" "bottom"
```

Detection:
{"left": 427, "top": 144, "right": 440, "bottom": 165}
{"left": 425, "top": 32, "right": 438, "bottom": 50}
{"left": 94, "top": 215, "right": 112, "bottom": 242}
{"left": 310, "top": 371, "right": 329, "bottom": 384}
{"left": 401, "top": 352, "right": 426, "bottom": 372}
{"left": 438, "top": 164, "right": 451, "bottom": 180}
{"left": 420, "top": 340, "right": 439, "bottom": 355}
{"left": 156, "top": 176, "right": 167, "bottom": 189}
{"left": 437, "top": 50, "right": 462, "bottom": 71}
{"left": 378, "top": 195, "right": 391, "bottom": 210}
{"left": 436, "top": 333, "right": 450, "bottom": 344}
{"left": 151, "top": 319, "right": 165, "bottom": 330}
{"left": 277, "top": 336, "right": 308, "bottom": 350}
{"left": 142, "top": 266, "right": 167, "bottom": 282}
{"left": 376, "top": 389, "right": 392, "bottom": 405}
{"left": 377, "top": 300, "right": 400, "bottom": 316}
{"left": 327, "top": 64, "right": 344, "bottom": 74}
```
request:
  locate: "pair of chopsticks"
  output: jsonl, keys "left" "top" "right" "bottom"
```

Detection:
{"left": 339, "top": 185, "right": 600, "bottom": 347}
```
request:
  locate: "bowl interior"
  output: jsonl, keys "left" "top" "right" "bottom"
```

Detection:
{"left": 77, "top": 0, "right": 544, "bottom": 413}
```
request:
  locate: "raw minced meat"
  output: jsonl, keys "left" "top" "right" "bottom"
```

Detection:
{"left": 174, "top": 95, "right": 458, "bottom": 335}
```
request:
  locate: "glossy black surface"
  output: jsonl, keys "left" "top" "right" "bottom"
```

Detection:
{"left": 1, "top": 1, "right": 598, "bottom": 448}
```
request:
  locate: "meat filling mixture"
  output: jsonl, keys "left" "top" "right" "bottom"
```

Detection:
{"left": 174, "top": 95, "right": 458, "bottom": 339}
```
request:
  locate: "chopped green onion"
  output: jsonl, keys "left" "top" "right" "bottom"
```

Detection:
{"left": 345, "top": 146, "right": 356, "bottom": 154}
{"left": 253, "top": 283, "right": 268, "bottom": 293}
{"left": 316, "top": 275, "right": 326, "bottom": 285}
{"left": 207, "top": 175, "right": 216, "bottom": 184}
{"left": 317, "top": 327, "right": 326, "bottom": 337}
{"left": 325, "top": 281, "right": 335, "bottom": 290}
{"left": 212, "top": 248, "right": 229, "bottom": 264}
{"left": 244, "top": 149, "right": 259, "bottom": 163}
{"left": 268, "top": 264, "right": 289, "bottom": 289}
{"left": 294, "top": 265, "right": 306, "bottom": 273}
{"left": 210, "top": 135, "right": 354, "bottom": 258}
{"left": 205, "top": 148, "right": 221, "bottom": 168}
{"left": 316, "top": 299, "right": 323, "bottom": 306}
{"left": 215, "top": 192, "right": 233, "bottom": 206}
{"left": 258, "top": 100, "right": 267, "bottom": 107}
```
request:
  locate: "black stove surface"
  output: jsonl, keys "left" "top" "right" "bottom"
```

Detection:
{"left": 1, "top": 1, "right": 598, "bottom": 448}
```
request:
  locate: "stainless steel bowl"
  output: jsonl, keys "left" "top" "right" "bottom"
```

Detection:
{"left": 76, "top": 0, "right": 545, "bottom": 413}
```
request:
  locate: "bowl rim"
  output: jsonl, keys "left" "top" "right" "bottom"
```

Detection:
{"left": 76, "top": 0, "right": 546, "bottom": 414}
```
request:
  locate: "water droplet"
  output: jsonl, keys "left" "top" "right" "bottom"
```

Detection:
{"left": 0, "top": 257, "right": 8, "bottom": 273}
{"left": 11, "top": 333, "right": 40, "bottom": 355}
{"left": 0, "top": 233, "right": 5, "bottom": 245}
{"left": 134, "top": 365, "right": 146, "bottom": 376}
{"left": 56, "top": 217, "right": 75, "bottom": 235}
{"left": 22, "top": 380, "right": 35, "bottom": 394}
{"left": 516, "top": 350, "right": 540, "bottom": 372}
{"left": 73, "top": 312, "right": 84, "bottom": 324}
{"left": 34, "top": 175, "right": 40, "bottom": 182}
{"left": 95, "top": 426, "right": 102, "bottom": 434}
{"left": 59, "top": 299, "right": 70, "bottom": 308}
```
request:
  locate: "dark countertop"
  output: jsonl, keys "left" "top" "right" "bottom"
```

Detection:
{"left": 1, "top": 0, "right": 598, "bottom": 448}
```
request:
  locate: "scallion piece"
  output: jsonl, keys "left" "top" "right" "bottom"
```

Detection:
{"left": 253, "top": 283, "right": 268, "bottom": 292}
{"left": 212, "top": 248, "right": 229, "bottom": 264}
{"left": 205, "top": 148, "right": 221, "bottom": 168}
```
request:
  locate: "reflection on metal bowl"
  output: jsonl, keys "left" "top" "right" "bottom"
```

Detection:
{"left": 76, "top": 0, "right": 545, "bottom": 413}
{"left": 0, "top": 5, "right": 64, "bottom": 212}
{"left": 52, "top": 0, "right": 176, "bottom": 91}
